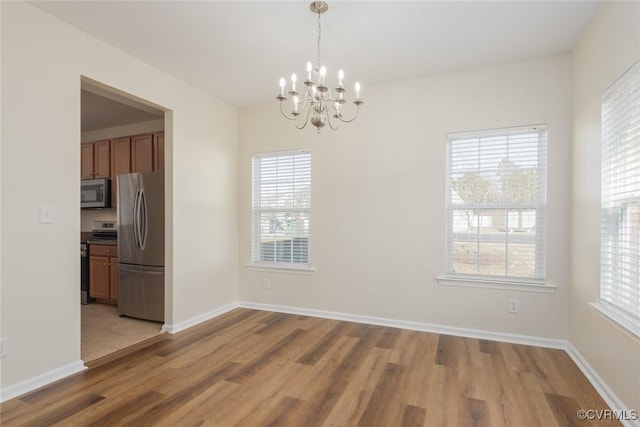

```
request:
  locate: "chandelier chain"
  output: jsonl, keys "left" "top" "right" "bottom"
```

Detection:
{"left": 316, "top": 9, "right": 322, "bottom": 70}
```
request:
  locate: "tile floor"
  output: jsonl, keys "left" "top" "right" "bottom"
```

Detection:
{"left": 81, "top": 303, "right": 162, "bottom": 362}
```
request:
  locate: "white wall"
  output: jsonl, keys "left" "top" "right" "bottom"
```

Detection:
{"left": 0, "top": 1, "right": 238, "bottom": 392}
{"left": 239, "top": 54, "right": 572, "bottom": 339}
{"left": 571, "top": 1, "right": 640, "bottom": 411}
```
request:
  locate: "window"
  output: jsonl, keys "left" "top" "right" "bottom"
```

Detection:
{"left": 446, "top": 125, "right": 547, "bottom": 282}
{"left": 600, "top": 60, "right": 640, "bottom": 332}
{"left": 251, "top": 150, "right": 311, "bottom": 266}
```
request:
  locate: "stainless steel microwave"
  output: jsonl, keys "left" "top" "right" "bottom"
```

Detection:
{"left": 81, "top": 178, "right": 111, "bottom": 209}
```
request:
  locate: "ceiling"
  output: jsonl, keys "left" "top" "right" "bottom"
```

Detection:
{"left": 33, "top": 1, "right": 601, "bottom": 109}
{"left": 81, "top": 90, "right": 163, "bottom": 132}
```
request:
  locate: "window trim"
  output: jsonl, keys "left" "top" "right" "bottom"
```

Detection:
{"left": 591, "top": 301, "right": 640, "bottom": 342}
{"left": 245, "top": 262, "right": 316, "bottom": 275}
{"left": 597, "top": 59, "right": 640, "bottom": 334}
{"left": 437, "top": 275, "right": 556, "bottom": 293}
{"left": 250, "top": 149, "right": 312, "bottom": 269}
{"left": 444, "top": 124, "right": 548, "bottom": 285}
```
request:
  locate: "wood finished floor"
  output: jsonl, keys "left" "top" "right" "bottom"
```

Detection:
{"left": 0, "top": 308, "right": 621, "bottom": 427}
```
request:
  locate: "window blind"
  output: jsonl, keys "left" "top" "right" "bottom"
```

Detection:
{"left": 251, "top": 150, "right": 311, "bottom": 265}
{"left": 601, "top": 60, "right": 640, "bottom": 322}
{"left": 446, "top": 125, "right": 547, "bottom": 281}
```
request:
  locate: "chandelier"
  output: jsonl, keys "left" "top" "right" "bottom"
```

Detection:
{"left": 276, "top": 1, "right": 363, "bottom": 133}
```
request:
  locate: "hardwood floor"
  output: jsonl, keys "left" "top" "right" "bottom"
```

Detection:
{"left": 0, "top": 309, "right": 621, "bottom": 426}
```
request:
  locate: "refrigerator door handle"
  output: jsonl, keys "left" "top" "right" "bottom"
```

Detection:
{"left": 132, "top": 188, "right": 138, "bottom": 249}
{"left": 133, "top": 188, "right": 142, "bottom": 250}
{"left": 133, "top": 190, "right": 138, "bottom": 249}
{"left": 139, "top": 188, "right": 148, "bottom": 251}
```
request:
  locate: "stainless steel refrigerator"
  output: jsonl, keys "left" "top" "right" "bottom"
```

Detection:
{"left": 117, "top": 171, "right": 165, "bottom": 322}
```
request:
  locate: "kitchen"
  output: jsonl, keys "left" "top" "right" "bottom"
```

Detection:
{"left": 80, "top": 86, "right": 166, "bottom": 363}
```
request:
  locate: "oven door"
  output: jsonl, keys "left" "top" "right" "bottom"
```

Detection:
{"left": 81, "top": 179, "right": 110, "bottom": 208}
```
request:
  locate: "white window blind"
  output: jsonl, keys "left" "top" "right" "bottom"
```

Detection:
{"left": 252, "top": 150, "right": 311, "bottom": 265}
{"left": 446, "top": 125, "right": 547, "bottom": 281}
{"left": 601, "top": 60, "right": 640, "bottom": 324}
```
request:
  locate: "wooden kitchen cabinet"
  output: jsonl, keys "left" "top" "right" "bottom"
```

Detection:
{"left": 131, "top": 133, "right": 154, "bottom": 173}
{"left": 94, "top": 141, "right": 111, "bottom": 178}
{"left": 110, "top": 137, "right": 132, "bottom": 207}
{"left": 81, "top": 140, "right": 110, "bottom": 179}
{"left": 81, "top": 132, "right": 162, "bottom": 203}
{"left": 89, "top": 256, "right": 110, "bottom": 299}
{"left": 81, "top": 144, "right": 94, "bottom": 179}
{"left": 89, "top": 245, "right": 118, "bottom": 303}
{"left": 109, "top": 257, "right": 119, "bottom": 300}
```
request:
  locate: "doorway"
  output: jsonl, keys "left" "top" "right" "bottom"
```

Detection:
{"left": 80, "top": 79, "right": 168, "bottom": 363}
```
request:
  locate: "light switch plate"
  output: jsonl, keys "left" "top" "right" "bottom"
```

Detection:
{"left": 40, "top": 205, "right": 55, "bottom": 223}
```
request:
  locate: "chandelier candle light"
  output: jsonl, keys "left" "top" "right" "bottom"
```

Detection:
{"left": 277, "top": 1, "right": 363, "bottom": 133}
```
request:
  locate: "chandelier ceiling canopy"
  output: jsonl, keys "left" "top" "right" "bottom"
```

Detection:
{"left": 276, "top": 1, "right": 363, "bottom": 133}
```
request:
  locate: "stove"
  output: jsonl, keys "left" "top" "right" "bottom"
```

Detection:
{"left": 88, "top": 220, "right": 118, "bottom": 243}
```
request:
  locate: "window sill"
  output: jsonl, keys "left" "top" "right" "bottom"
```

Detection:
{"left": 591, "top": 301, "right": 640, "bottom": 342}
{"left": 245, "top": 263, "right": 316, "bottom": 275}
{"left": 437, "top": 275, "right": 556, "bottom": 294}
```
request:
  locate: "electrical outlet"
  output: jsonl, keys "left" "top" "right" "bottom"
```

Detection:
{"left": 263, "top": 278, "right": 270, "bottom": 289}
{"left": 0, "top": 337, "right": 8, "bottom": 358}
{"left": 508, "top": 299, "right": 519, "bottom": 314}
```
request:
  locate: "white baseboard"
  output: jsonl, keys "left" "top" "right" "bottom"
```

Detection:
{"left": 564, "top": 343, "right": 640, "bottom": 427}
{"left": 238, "top": 301, "right": 567, "bottom": 349}
{"left": 161, "top": 302, "right": 239, "bottom": 334}
{"left": 2, "top": 300, "right": 637, "bottom": 427}
{"left": 239, "top": 300, "right": 639, "bottom": 426}
{"left": 0, "top": 360, "right": 86, "bottom": 403}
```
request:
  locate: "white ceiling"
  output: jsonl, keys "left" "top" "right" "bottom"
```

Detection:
{"left": 32, "top": 1, "right": 601, "bottom": 109}
{"left": 81, "top": 90, "right": 163, "bottom": 132}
